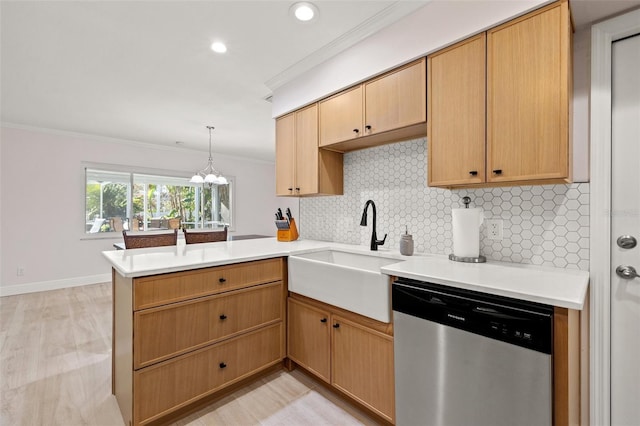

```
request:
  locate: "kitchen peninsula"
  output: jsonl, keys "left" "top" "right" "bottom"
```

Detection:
{"left": 103, "top": 238, "right": 588, "bottom": 426}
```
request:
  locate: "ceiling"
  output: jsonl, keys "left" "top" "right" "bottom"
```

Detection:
{"left": 0, "top": 0, "right": 424, "bottom": 162}
{"left": 2, "top": 1, "right": 639, "bottom": 162}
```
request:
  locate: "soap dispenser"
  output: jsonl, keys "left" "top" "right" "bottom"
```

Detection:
{"left": 400, "top": 226, "right": 414, "bottom": 256}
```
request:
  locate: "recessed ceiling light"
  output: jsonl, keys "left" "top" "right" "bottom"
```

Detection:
{"left": 290, "top": 2, "right": 318, "bottom": 22}
{"left": 211, "top": 41, "right": 227, "bottom": 53}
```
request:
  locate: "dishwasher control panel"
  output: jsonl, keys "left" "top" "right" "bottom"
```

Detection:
{"left": 392, "top": 278, "right": 553, "bottom": 354}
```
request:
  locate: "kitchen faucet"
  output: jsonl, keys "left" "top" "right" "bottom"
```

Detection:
{"left": 360, "top": 200, "right": 387, "bottom": 251}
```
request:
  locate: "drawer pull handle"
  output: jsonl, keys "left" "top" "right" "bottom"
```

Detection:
{"left": 219, "top": 362, "right": 227, "bottom": 369}
{"left": 320, "top": 318, "right": 327, "bottom": 323}
{"left": 469, "top": 170, "right": 478, "bottom": 176}
{"left": 492, "top": 169, "right": 503, "bottom": 175}
{"left": 353, "top": 128, "right": 359, "bottom": 134}
{"left": 219, "top": 314, "right": 227, "bottom": 320}
{"left": 365, "top": 125, "right": 372, "bottom": 131}
{"left": 333, "top": 323, "right": 340, "bottom": 328}
{"left": 219, "top": 277, "right": 226, "bottom": 283}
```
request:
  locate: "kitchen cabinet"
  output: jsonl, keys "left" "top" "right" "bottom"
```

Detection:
{"left": 319, "top": 58, "right": 426, "bottom": 152}
{"left": 428, "top": 0, "right": 572, "bottom": 188}
{"left": 317, "top": 85, "right": 363, "bottom": 148}
{"left": 275, "top": 103, "right": 343, "bottom": 196}
{"left": 113, "top": 258, "right": 286, "bottom": 426}
{"left": 287, "top": 296, "right": 395, "bottom": 423}
{"left": 287, "top": 297, "right": 331, "bottom": 382}
{"left": 332, "top": 315, "right": 395, "bottom": 422}
{"left": 428, "top": 33, "right": 486, "bottom": 187}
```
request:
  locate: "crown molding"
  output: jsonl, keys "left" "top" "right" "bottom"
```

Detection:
{"left": 1, "top": 122, "right": 275, "bottom": 164}
{"left": 264, "top": 1, "right": 429, "bottom": 91}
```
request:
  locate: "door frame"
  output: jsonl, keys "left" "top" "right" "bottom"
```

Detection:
{"left": 590, "top": 8, "right": 640, "bottom": 426}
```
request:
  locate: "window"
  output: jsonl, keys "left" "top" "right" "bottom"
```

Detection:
{"left": 85, "top": 167, "right": 233, "bottom": 235}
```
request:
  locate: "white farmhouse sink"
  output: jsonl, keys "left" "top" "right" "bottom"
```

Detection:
{"left": 288, "top": 249, "right": 403, "bottom": 323}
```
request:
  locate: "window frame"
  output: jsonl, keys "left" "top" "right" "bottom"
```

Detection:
{"left": 81, "top": 162, "right": 235, "bottom": 240}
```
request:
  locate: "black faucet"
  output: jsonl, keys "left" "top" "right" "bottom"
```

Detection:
{"left": 360, "top": 200, "right": 387, "bottom": 251}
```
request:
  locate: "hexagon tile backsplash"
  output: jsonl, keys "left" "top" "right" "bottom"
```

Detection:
{"left": 299, "top": 138, "right": 589, "bottom": 271}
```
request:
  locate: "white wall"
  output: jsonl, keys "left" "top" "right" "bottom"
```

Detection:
{"left": 271, "top": 0, "right": 549, "bottom": 117}
{"left": 573, "top": 28, "right": 591, "bottom": 182}
{"left": 0, "top": 126, "right": 297, "bottom": 295}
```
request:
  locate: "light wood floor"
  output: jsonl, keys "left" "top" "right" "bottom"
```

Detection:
{"left": 0, "top": 283, "right": 379, "bottom": 426}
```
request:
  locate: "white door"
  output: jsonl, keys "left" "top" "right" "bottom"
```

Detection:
{"left": 610, "top": 33, "right": 640, "bottom": 426}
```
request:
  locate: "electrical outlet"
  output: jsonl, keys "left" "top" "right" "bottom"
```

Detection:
{"left": 16, "top": 267, "right": 24, "bottom": 277}
{"left": 486, "top": 219, "right": 503, "bottom": 240}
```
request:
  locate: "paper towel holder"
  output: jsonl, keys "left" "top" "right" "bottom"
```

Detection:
{"left": 450, "top": 195, "right": 486, "bottom": 263}
{"left": 449, "top": 253, "right": 486, "bottom": 263}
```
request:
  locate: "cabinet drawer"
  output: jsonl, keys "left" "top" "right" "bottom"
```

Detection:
{"left": 134, "top": 323, "right": 284, "bottom": 426}
{"left": 134, "top": 282, "right": 283, "bottom": 369}
{"left": 133, "top": 257, "right": 284, "bottom": 310}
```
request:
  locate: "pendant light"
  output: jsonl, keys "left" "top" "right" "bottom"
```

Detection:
{"left": 190, "top": 126, "right": 228, "bottom": 185}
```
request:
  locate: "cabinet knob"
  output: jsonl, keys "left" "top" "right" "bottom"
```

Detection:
{"left": 219, "top": 277, "right": 226, "bottom": 283}
{"left": 333, "top": 323, "right": 340, "bottom": 328}
{"left": 219, "top": 362, "right": 227, "bottom": 369}
{"left": 469, "top": 170, "right": 478, "bottom": 176}
{"left": 295, "top": 187, "right": 300, "bottom": 192}
{"left": 287, "top": 187, "right": 293, "bottom": 191}
{"left": 219, "top": 314, "right": 227, "bottom": 320}
{"left": 492, "top": 169, "right": 503, "bottom": 175}
{"left": 365, "top": 125, "right": 372, "bottom": 131}
{"left": 320, "top": 318, "right": 327, "bottom": 323}
{"left": 353, "top": 128, "right": 359, "bottom": 134}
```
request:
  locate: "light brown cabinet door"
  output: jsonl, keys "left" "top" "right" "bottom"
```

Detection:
{"left": 133, "top": 257, "right": 283, "bottom": 310}
{"left": 487, "top": 1, "right": 570, "bottom": 183}
{"left": 134, "top": 282, "right": 283, "bottom": 369}
{"left": 287, "top": 298, "right": 331, "bottom": 383}
{"left": 428, "top": 34, "right": 486, "bottom": 186}
{"left": 295, "top": 104, "right": 319, "bottom": 195}
{"left": 275, "top": 113, "right": 295, "bottom": 196}
{"left": 365, "top": 59, "right": 426, "bottom": 136}
{"left": 331, "top": 315, "right": 395, "bottom": 423}
{"left": 319, "top": 85, "right": 363, "bottom": 146}
{"left": 134, "top": 323, "right": 283, "bottom": 426}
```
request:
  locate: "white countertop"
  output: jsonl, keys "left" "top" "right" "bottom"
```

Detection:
{"left": 103, "top": 238, "right": 390, "bottom": 278}
{"left": 381, "top": 256, "right": 589, "bottom": 310}
{"left": 102, "top": 238, "right": 589, "bottom": 310}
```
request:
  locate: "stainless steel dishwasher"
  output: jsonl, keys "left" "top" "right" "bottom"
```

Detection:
{"left": 393, "top": 278, "right": 553, "bottom": 426}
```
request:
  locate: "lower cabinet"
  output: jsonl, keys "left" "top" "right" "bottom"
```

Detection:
{"left": 287, "top": 296, "right": 395, "bottom": 423}
{"left": 287, "top": 297, "right": 331, "bottom": 382}
{"left": 112, "top": 258, "right": 286, "bottom": 426}
{"left": 134, "top": 324, "right": 283, "bottom": 425}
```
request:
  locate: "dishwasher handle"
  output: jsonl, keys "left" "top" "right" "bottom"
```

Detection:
{"left": 394, "top": 286, "right": 447, "bottom": 306}
{"left": 472, "top": 306, "right": 529, "bottom": 321}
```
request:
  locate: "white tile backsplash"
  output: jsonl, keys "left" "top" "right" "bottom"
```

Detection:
{"left": 299, "top": 138, "right": 589, "bottom": 270}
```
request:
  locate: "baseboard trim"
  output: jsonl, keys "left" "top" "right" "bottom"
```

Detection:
{"left": 0, "top": 273, "right": 112, "bottom": 297}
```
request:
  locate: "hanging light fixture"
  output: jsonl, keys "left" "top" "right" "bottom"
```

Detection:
{"left": 190, "top": 126, "right": 228, "bottom": 185}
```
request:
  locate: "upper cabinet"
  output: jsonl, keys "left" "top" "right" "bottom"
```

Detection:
{"left": 319, "top": 59, "right": 427, "bottom": 152}
{"left": 428, "top": 0, "right": 572, "bottom": 188}
{"left": 487, "top": 1, "right": 571, "bottom": 183}
{"left": 318, "top": 85, "right": 363, "bottom": 147}
{"left": 275, "top": 104, "right": 343, "bottom": 197}
{"left": 428, "top": 34, "right": 486, "bottom": 187}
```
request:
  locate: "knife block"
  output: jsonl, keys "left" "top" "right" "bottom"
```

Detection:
{"left": 277, "top": 218, "right": 299, "bottom": 242}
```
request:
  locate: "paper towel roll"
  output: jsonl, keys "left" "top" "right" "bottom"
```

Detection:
{"left": 452, "top": 208, "right": 484, "bottom": 258}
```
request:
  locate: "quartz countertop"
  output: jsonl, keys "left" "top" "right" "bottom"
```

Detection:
{"left": 102, "top": 238, "right": 402, "bottom": 278}
{"left": 381, "top": 255, "right": 589, "bottom": 310}
{"left": 102, "top": 238, "right": 589, "bottom": 310}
